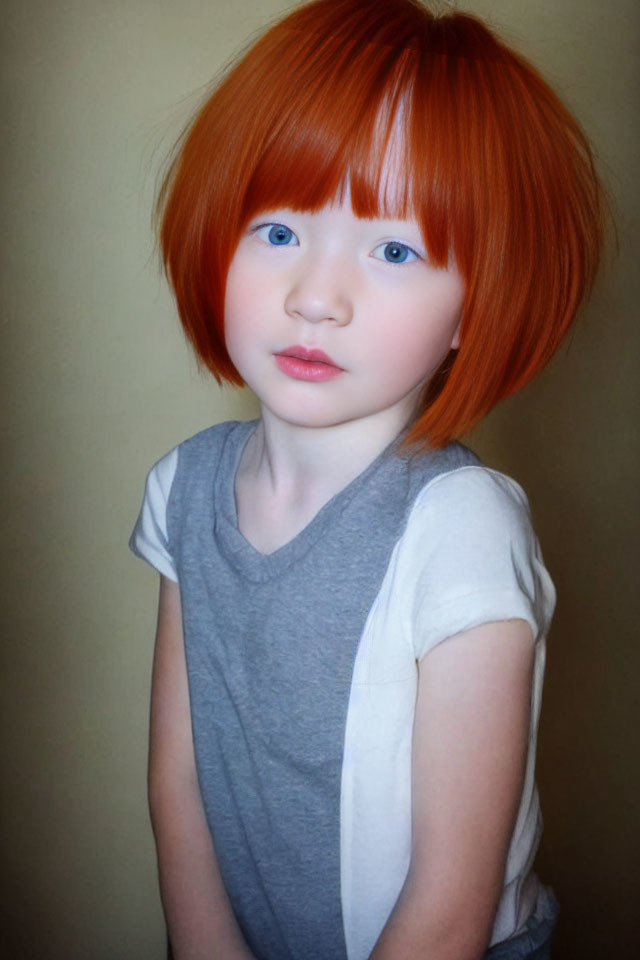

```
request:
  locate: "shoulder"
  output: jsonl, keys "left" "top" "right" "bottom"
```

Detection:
{"left": 411, "top": 464, "right": 533, "bottom": 538}
{"left": 148, "top": 418, "right": 256, "bottom": 486}
{"left": 129, "top": 443, "right": 180, "bottom": 580}
{"left": 129, "top": 420, "right": 255, "bottom": 579}
{"left": 172, "top": 418, "right": 254, "bottom": 465}
{"left": 393, "top": 465, "right": 556, "bottom": 658}
{"left": 145, "top": 416, "right": 254, "bottom": 507}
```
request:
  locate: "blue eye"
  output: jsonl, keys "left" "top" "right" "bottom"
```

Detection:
{"left": 373, "top": 241, "right": 418, "bottom": 264}
{"left": 256, "top": 223, "right": 299, "bottom": 246}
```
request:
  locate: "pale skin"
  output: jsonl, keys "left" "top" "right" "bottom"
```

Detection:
{"left": 148, "top": 200, "right": 536, "bottom": 958}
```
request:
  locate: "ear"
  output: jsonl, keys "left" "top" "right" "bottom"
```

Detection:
{"left": 449, "top": 320, "right": 461, "bottom": 351}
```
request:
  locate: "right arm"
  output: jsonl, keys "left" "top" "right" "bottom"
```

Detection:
{"left": 148, "top": 575, "right": 257, "bottom": 960}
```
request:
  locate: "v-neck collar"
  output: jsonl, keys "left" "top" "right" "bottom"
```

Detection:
{"left": 213, "top": 420, "right": 405, "bottom": 582}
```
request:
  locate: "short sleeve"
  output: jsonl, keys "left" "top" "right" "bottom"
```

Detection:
{"left": 407, "top": 466, "right": 556, "bottom": 660}
{"left": 129, "top": 447, "right": 179, "bottom": 582}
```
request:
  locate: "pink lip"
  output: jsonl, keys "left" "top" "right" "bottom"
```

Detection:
{"left": 274, "top": 345, "right": 344, "bottom": 382}
{"left": 278, "top": 345, "right": 340, "bottom": 365}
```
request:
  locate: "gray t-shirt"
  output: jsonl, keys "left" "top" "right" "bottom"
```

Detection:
{"left": 131, "top": 419, "right": 555, "bottom": 960}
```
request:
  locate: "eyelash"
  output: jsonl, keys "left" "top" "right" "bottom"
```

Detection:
{"left": 252, "top": 222, "right": 422, "bottom": 264}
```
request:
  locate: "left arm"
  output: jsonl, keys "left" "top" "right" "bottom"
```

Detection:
{"left": 370, "top": 619, "right": 535, "bottom": 960}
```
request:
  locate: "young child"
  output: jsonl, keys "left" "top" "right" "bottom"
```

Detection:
{"left": 130, "top": 1, "right": 604, "bottom": 957}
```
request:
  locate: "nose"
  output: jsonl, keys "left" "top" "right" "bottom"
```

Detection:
{"left": 284, "top": 257, "right": 353, "bottom": 327}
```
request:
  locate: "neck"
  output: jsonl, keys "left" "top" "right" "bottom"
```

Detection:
{"left": 233, "top": 406, "right": 414, "bottom": 554}
{"left": 248, "top": 406, "right": 410, "bottom": 501}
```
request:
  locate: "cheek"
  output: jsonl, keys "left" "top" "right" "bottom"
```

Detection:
{"left": 411, "top": 278, "right": 465, "bottom": 362}
{"left": 376, "top": 296, "right": 462, "bottom": 382}
{"left": 223, "top": 302, "right": 254, "bottom": 379}
{"left": 223, "top": 258, "right": 260, "bottom": 357}
{"left": 224, "top": 255, "right": 245, "bottom": 318}
{"left": 385, "top": 330, "right": 448, "bottom": 385}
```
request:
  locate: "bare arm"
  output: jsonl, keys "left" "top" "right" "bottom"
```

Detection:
{"left": 370, "top": 619, "right": 535, "bottom": 960}
{"left": 148, "top": 575, "right": 256, "bottom": 960}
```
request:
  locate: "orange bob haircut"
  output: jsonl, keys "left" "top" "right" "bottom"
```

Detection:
{"left": 158, "top": 0, "right": 604, "bottom": 449}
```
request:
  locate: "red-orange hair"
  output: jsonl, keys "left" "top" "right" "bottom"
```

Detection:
{"left": 158, "top": 0, "right": 604, "bottom": 448}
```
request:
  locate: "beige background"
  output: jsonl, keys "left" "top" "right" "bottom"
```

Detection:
{"left": 1, "top": 1, "right": 637, "bottom": 957}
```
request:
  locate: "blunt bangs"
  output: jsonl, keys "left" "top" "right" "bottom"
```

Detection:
{"left": 159, "top": 0, "right": 605, "bottom": 447}
{"left": 241, "top": 37, "right": 419, "bottom": 224}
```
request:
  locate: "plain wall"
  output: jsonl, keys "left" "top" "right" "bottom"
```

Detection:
{"left": 1, "top": 1, "right": 637, "bottom": 957}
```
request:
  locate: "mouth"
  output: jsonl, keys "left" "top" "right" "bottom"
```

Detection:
{"left": 277, "top": 345, "right": 341, "bottom": 366}
{"left": 274, "top": 345, "right": 345, "bottom": 382}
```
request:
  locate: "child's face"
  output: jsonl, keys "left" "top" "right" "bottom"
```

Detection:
{"left": 224, "top": 198, "right": 463, "bottom": 436}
